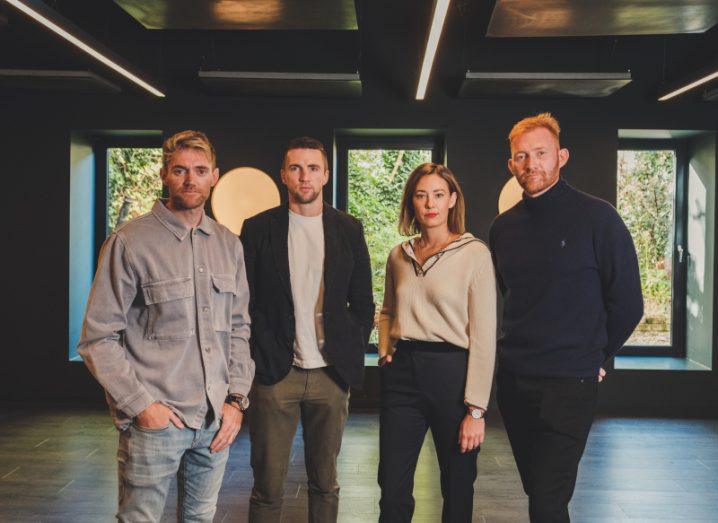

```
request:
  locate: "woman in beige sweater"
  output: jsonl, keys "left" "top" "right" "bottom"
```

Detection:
{"left": 376, "top": 163, "right": 496, "bottom": 523}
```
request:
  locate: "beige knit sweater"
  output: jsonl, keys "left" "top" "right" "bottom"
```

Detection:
{"left": 377, "top": 233, "right": 497, "bottom": 409}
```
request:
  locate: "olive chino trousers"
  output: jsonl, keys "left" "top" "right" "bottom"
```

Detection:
{"left": 248, "top": 366, "right": 350, "bottom": 523}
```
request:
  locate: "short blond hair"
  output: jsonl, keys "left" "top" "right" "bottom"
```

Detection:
{"left": 508, "top": 112, "right": 561, "bottom": 146}
{"left": 162, "top": 130, "right": 216, "bottom": 169}
{"left": 398, "top": 163, "right": 466, "bottom": 236}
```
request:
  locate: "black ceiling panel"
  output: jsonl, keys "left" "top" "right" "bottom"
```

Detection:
{"left": 459, "top": 72, "right": 632, "bottom": 98}
{"left": 198, "top": 71, "right": 361, "bottom": 97}
{"left": 113, "top": 0, "right": 358, "bottom": 30}
{"left": 0, "top": 69, "right": 121, "bottom": 94}
{"left": 487, "top": 0, "right": 718, "bottom": 37}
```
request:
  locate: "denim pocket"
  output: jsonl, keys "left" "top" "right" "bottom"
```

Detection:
{"left": 211, "top": 273, "right": 236, "bottom": 332}
{"left": 142, "top": 277, "right": 195, "bottom": 340}
{"left": 131, "top": 421, "right": 172, "bottom": 434}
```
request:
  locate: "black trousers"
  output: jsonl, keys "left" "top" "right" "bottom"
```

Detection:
{"left": 378, "top": 341, "right": 479, "bottom": 523}
{"left": 497, "top": 368, "right": 598, "bottom": 523}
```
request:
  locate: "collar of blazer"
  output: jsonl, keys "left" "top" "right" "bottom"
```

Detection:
{"left": 269, "top": 202, "right": 341, "bottom": 305}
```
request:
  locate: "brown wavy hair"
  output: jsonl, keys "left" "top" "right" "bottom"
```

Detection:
{"left": 398, "top": 163, "right": 466, "bottom": 236}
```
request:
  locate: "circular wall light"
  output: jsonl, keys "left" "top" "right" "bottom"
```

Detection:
{"left": 211, "top": 167, "right": 280, "bottom": 235}
{"left": 498, "top": 176, "right": 523, "bottom": 214}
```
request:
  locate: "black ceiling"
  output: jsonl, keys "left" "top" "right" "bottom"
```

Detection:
{"left": 487, "top": 0, "right": 718, "bottom": 38}
{"left": 0, "top": 0, "right": 717, "bottom": 101}
{"left": 112, "top": 0, "right": 359, "bottom": 30}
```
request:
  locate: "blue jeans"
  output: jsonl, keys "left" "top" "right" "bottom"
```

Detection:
{"left": 117, "top": 421, "right": 229, "bottom": 522}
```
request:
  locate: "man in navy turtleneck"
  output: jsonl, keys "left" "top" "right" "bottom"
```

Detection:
{"left": 489, "top": 113, "right": 643, "bottom": 523}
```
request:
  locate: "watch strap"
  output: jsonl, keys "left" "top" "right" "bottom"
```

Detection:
{"left": 225, "top": 394, "right": 250, "bottom": 411}
{"left": 468, "top": 406, "right": 487, "bottom": 420}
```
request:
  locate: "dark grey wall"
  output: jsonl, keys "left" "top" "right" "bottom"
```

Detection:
{"left": 2, "top": 87, "right": 717, "bottom": 416}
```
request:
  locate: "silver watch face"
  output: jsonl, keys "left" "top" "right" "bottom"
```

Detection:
{"left": 471, "top": 409, "right": 482, "bottom": 419}
{"left": 231, "top": 394, "right": 249, "bottom": 410}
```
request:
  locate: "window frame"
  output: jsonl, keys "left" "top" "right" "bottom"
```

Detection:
{"left": 617, "top": 138, "right": 688, "bottom": 357}
{"left": 334, "top": 134, "right": 445, "bottom": 212}
{"left": 334, "top": 134, "right": 445, "bottom": 353}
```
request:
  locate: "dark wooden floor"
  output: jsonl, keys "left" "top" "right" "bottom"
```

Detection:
{"left": 0, "top": 408, "right": 716, "bottom": 522}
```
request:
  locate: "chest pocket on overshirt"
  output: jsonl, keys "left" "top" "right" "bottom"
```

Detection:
{"left": 211, "top": 273, "right": 236, "bottom": 332}
{"left": 142, "top": 277, "right": 195, "bottom": 341}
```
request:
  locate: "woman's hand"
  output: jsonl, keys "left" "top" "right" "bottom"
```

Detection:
{"left": 458, "top": 414, "right": 485, "bottom": 453}
{"left": 378, "top": 354, "right": 393, "bottom": 367}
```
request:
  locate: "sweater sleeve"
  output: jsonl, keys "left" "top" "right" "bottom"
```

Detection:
{"left": 377, "top": 252, "right": 397, "bottom": 358}
{"left": 594, "top": 206, "right": 644, "bottom": 360}
{"left": 464, "top": 246, "right": 497, "bottom": 410}
{"left": 488, "top": 221, "right": 507, "bottom": 296}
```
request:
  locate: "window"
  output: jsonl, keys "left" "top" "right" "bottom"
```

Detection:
{"left": 617, "top": 140, "right": 687, "bottom": 356}
{"left": 336, "top": 135, "right": 444, "bottom": 348}
{"left": 106, "top": 147, "right": 163, "bottom": 235}
{"left": 69, "top": 133, "right": 162, "bottom": 361}
{"left": 93, "top": 136, "right": 163, "bottom": 256}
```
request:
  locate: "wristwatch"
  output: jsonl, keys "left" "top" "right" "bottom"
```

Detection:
{"left": 225, "top": 394, "right": 250, "bottom": 412}
{"left": 468, "top": 406, "right": 486, "bottom": 420}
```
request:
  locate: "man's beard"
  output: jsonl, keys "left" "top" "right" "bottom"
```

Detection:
{"left": 170, "top": 190, "right": 207, "bottom": 210}
{"left": 518, "top": 170, "right": 556, "bottom": 195}
{"left": 290, "top": 187, "right": 320, "bottom": 204}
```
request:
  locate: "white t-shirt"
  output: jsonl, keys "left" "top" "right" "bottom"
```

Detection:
{"left": 288, "top": 210, "right": 327, "bottom": 368}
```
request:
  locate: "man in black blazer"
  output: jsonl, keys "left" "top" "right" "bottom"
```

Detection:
{"left": 240, "top": 137, "right": 374, "bottom": 523}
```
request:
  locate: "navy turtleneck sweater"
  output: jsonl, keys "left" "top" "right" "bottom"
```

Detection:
{"left": 489, "top": 178, "right": 644, "bottom": 378}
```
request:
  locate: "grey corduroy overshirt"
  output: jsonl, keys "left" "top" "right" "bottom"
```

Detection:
{"left": 79, "top": 200, "right": 254, "bottom": 429}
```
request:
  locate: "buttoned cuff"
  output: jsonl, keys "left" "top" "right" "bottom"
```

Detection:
{"left": 117, "top": 388, "right": 155, "bottom": 418}
{"left": 229, "top": 379, "right": 252, "bottom": 397}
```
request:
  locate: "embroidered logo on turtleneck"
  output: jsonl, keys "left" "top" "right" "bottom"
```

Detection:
{"left": 560, "top": 239, "right": 567, "bottom": 248}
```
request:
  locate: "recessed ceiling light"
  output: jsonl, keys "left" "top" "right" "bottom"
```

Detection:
{"left": 658, "top": 69, "right": 718, "bottom": 101}
{"left": 4, "top": 0, "right": 165, "bottom": 97}
{"left": 415, "top": 0, "right": 450, "bottom": 101}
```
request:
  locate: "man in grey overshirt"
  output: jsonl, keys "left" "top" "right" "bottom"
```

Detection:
{"left": 79, "top": 130, "right": 254, "bottom": 522}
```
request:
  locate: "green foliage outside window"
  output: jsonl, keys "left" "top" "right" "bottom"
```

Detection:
{"left": 347, "top": 149, "right": 433, "bottom": 343}
{"left": 617, "top": 150, "right": 675, "bottom": 345}
{"left": 107, "top": 148, "right": 163, "bottom": 234}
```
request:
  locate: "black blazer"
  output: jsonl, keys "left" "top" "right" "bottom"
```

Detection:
{"left": 240, "top": 203, "right": 375, "bottom": 389}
